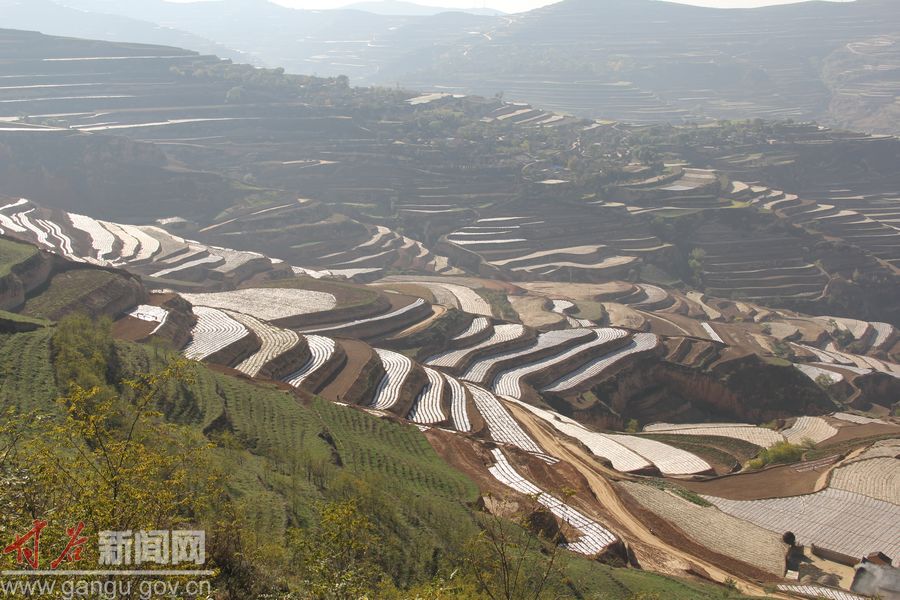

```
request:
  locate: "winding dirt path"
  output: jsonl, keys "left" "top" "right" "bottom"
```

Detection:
{"left": 506, "top": 403, "right": 786, "bottom": 598}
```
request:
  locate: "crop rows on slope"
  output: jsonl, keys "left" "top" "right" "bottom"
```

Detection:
{"left": 701, "top": 322, "right": 724, "bottom": 344}
{"left": 604, "top": 434, "right": 711, "bottom": 476}
{"left": 11, "top": 209, "right": 51, "bottom": 250}
{"left": 284, "top": 335, "right": 335, "bottom": 388}
{"left": 225, "top": 311, "right": 300, "bottom": 377}
{"left": 313, "top": 398, "right": 477, "bottom": 501}
{"left": 21, "top": 270, "right": 122, "bottom": 320}
{"left": 550, "top": 299, "right": 594, "bottom": 327}
{"left": 218, "top": 375, "right": 330, "bottom": 458}
{"left": 507, "top": 398, "right": 652, "bottom": 473}
{"left": 463, "top": 328, "right": 592, "bottom": 384}
{"left": 182, "top": 288, "right": 336, "bottom": 322}
{"left": 854, "top": 439, "right": 900, "bottom": 461}
{"left": 150, "top": 252, "right": 223, "bottom": 279}
{"left": 618, "top": 482, "right": 787, "bottom": 575}
{"left": 493, "top": 328, "right": 628, "bottom": 398}
{"left": 451, "top": 316, "right": 490, "bottom": 342}
{"left": 466, "top": 384, "right": 543, "bottom": 455}
{"left": 447, "top": 376, "right": 471, "bottom": 432}
{"left": 68, "top": 212, "right": 116, "bottom": 261}
{"left": 775, "top": 585, "right": 864, "bottom": 600}
{"left": 427, "top": 324, "right": 526, "bottom": 369}
{"left": 829, "top": 457, "right": 899, "bottom": 504}
{"left": 781, "top": 416, "right": 837, "bottom": 445}
{"left": 704, "top": 488, "right": 900, "bottom": 561}
{"left": 227, "top": 311, "right": 301, "bottom": 377}
{"left": 100, "top": 221, "right": 139, "bottom": 262}
{"left": 408, "top": 367, "right": 446, "bottom": 424}
{"left": 798, "top": 343, "right": 900, "bottom": 379}
{"left": 0, "top": 329, "right": 57, "bottom": 413}
{"left": 183, "top": 306, "right": 250, "bottom": 361}
{"left": 4, "top": 206, "right": 83, "bottom": 265}
{"left": 208, "top": 245, "right": 265, "bottom": 273}
{"left": 37, "top": 218, "right": 78, "bottom": 261}
{"left": 489, "top": 449, "right": 617, "bottom": 556}
{"left": 794, "top": 363, "right": 844, "bottom": 384}
{"left": 371, "top": 349, "right": 413, "bottom": 410}
{"left": 116, "top": 223, "right": 162, "bottom": 262}
{"left": 831, "top": 412, "right": 884, "bottom": 425}
{"left": 642, "top": 423, "right": 785, "bottom": 448}
{"left": 543, "top": 333, "right": 658, "bottom": 393}
{"left": 870, "top": 322, "right": 895, "bottom": 349}
{"left": 422, "top": 282, "right": 493, "bottom": 316}
{"left": 644, "top": 423, "right": 755, "bottom": 432}
{"left": 0, "top": 199, "right": 29, "bottom": 236}
{"left": 303, "top": 298, "right": 427, "bottom": 334}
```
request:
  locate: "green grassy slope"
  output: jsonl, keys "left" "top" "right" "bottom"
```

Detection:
{"left": 0, "top": 237, "right": 37, "bottom": 277}
{"left": 21, "top": 270, "right": 121, "bottom": 319}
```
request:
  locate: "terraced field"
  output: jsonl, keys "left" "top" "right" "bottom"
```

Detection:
{"left": 183, "top": 306, "right": 250, "bottom": 362}
{"left": 445, "top": 212, "right": 652, "bottom": 282}
{"left": 181, "top": 288, "right": 336, "bottom": 322}
{"left": 604, "top": 434, "right": 712, "bottom": 476}
{"left": 20, "top": 269, "right": 139, "bottom": 321}
{"left": 507, "top": 399, "right": 652, "bottom": 474}
{"left": 446, "top": 376, "right": 472, "bottom": 433}
{"left": 462, "top": 328, "right": 594, "bottom": 384}
{"left": 452, "top": 316, "right": 490, "bottom": 343}
{"left": 543, "top": 333, "right": 659, "bottom": 394}
{"left": 283, "top": 335, "right": 335, "bottom": 388}
{"left": 489, "top": 449, "right": 617, "bottom": 556}
{"left": 228, "top": 311, "right": 301, "bottom": 378}
{"left": 782, "top": 416, "right": 838, "bottom": 445}
{"left": 493, "top": 328, "right": 630, "bottom": 398}
{"left": 795, "top": 363, "right": 844, "bottom": 385}
{"left": 0, "top": 198, "right": 453, "bottom": 288}
{"left": 371, "top": 349, "right": 414, "bottom": 410}
{"left": 776, "top": 585, "right": 865, "bottom": 600}
{"left": 382, "top": 278, "right": 493, "bottom": 316}
{"left": 467, "top": 384, "right": 543, "bottom": 455}
{"left": 0, "top": 329, "right": 57, "bottom": 413}
{"left": 829, "top": 457, "right": 899, "bottom": 504}
{"left": 705, "top": 488, "right": 900, "bottom": 561}
{"left": 303, "top": 298, "right": 429, "bottom": 338}
{"left": 427, "top": 324, "right": 526, "bottom": 370}
{"left": 642, "top": 423, "right": 785, "bottom": 448}
{"left": 407, "top": 367, "right": 447, "bottom": 425}
{"left": 618, "top": 482, "right": 787, "bottom": 575}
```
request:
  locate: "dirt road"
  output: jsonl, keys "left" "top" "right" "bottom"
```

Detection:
{"left": 506, "top": 403, "right": 786, "bottom": 598}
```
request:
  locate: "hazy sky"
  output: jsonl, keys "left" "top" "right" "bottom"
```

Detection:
{"left": 253, "top": 0, "right": 853, "bottom": 13}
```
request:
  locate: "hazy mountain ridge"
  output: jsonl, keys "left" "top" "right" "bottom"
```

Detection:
{"left": 343, "top": 0, "right": 505, "bottom": 16}
{"left": 0, "top": 0, "right": 246, "bottom": 63}
{"left": 26, "top": 0, "right": 900, "bottom": 133}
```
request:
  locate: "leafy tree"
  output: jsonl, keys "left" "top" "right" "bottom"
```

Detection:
{"left": 688, "top": 248, "right": 707, "bottom": 284}
{"left": 289, "top": 498, "right": 387, "bottom": 599}
{"left": 465, "top": 494, "right": 566, "bottom": 600}
{"left": 1, "top": 316, "right": 223, "bottom": 596}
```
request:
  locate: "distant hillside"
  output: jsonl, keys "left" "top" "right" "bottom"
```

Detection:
{"left": 39, "top": 0, "right": 900, "bottom": 133}
{"left": 389, "top": 0, "right": 900, "bottom": 133}
{"left": 345, "top": 0, "right": 504, "bottom": 16}
{"left": 0, "top": 0, "right": 244, "bottom": 63}
{"left": 55, "top": 0, "right": 494, "bottom": 76}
